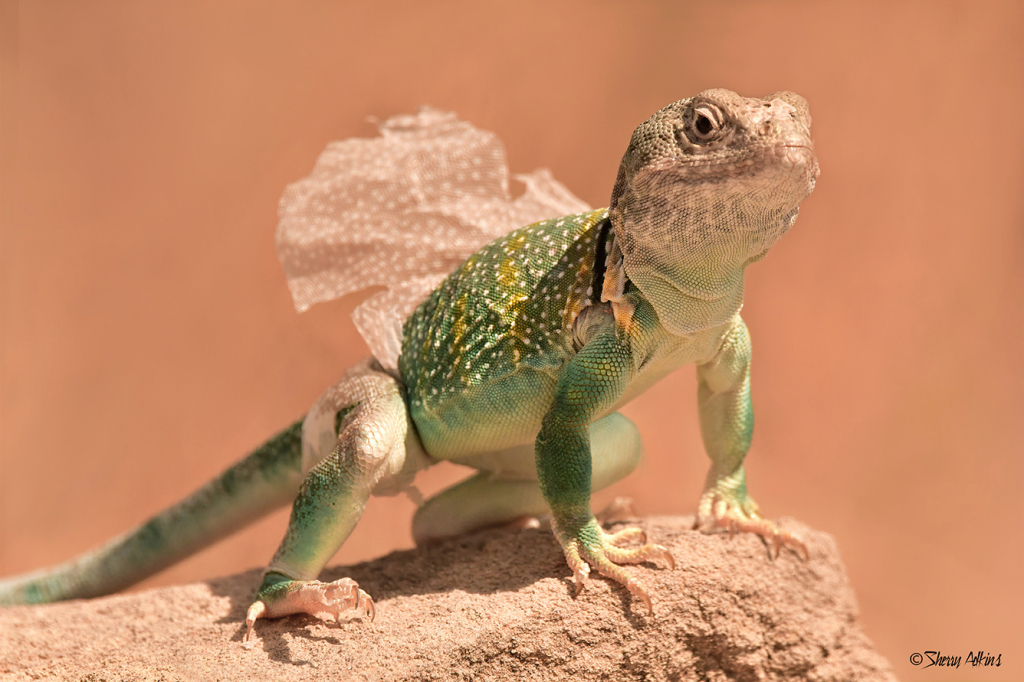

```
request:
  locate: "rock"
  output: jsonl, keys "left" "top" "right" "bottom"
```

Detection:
{"left": 0, "top": 516, "right": 895, "bottom": 681}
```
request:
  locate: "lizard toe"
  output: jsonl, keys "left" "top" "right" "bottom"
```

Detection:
{"left": 696, "top": 487, "right": 807, "bottom": 561}
{"left": 553, "top": 518, "right": 673, "bottom": 615}
{"left": 244, "top": 574, "right": 374, "bottom": 645}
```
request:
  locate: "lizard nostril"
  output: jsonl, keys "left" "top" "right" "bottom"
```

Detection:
{"left": 760, "top": 122, "right": 771, "bottom": 136}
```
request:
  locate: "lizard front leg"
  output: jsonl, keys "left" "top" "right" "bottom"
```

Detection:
{"left": 245, "top": 364, "right": 429, "bottom": 643}
{"left": 536, "top": 317, "right": 673, "bottom": 615}
{"left": 694, "top": 318, "right": 807, "bottom": 559}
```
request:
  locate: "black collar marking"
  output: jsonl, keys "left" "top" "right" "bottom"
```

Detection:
{"left": 590, "top": 217, "right": 614, "bottom": 302}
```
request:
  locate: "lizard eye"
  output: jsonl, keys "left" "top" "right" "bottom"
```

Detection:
{"left": 682, "top": 103, "right": 725, "bottom": 144}
{"left": 696, "top": 114, "right": 714, "bottom": 135}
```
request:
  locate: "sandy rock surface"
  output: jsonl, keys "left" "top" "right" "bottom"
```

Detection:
{"left": 0, "top": 516, "right": 895, "bottom": 681}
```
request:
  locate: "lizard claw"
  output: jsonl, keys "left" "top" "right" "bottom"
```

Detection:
{"left": 552, "top": 517, "right": 674, "bottom": 616}
{"left": 723, "top": 514, "right": 807, "bottom": 560}
{"left": 696, "top": 484, "right": 808, "bottom": 560}
{"left": 244, "top": 576, "right": 374, "bottom": 644}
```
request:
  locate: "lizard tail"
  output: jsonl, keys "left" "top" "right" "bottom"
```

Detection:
{"left": 0, "top": 419, "right": 305, "bottom": 606}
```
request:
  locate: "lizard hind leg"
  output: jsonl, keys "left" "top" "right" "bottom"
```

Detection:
{"left": 411, "top": 469, "right": 548, "bottom": 545}
{"left": 245, "top": 362, "right": 432, "bottom": 643}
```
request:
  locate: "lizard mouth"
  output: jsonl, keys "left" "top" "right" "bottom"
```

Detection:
{"left": 774, "top": 143, "right": 818, "bottom": 179}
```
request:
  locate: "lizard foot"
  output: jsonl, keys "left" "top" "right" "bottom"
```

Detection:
{"left": 551, "top": 517, "right": 674, "bottom": 615}
{"left": 695, "top": 480, "right": 808, "bottom": 560}
{"left": 244, "top": 573, "right": 374, "bottom": 644}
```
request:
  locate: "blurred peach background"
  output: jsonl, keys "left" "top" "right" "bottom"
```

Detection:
{"left": 1, "top": 2, "right": 1021, "bottom": 680}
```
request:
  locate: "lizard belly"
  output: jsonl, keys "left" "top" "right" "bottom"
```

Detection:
{"left": 409, "top": 364, "right": 559, "bottom": 463}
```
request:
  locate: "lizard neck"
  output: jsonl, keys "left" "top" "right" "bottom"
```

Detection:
{"left": 605, "top": 241, "right": 748, "bottom": 335}
{"left": 636, "top": 260, "right": 748, "bottom": 335}
{"left": 605, "top": 202, "right": 798, "bottom": 336}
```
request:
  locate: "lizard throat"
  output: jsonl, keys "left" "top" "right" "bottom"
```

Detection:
{"left": 607, "top": 199, "right": 799, "bottom": 335}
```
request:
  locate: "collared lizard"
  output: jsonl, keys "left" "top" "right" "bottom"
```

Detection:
{"left": 0, "top": 90, "right": 819, "bottom": 643}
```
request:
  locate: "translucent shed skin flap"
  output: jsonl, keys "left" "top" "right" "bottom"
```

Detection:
{"left": 275, "top": 108, "right": 590, "bottom": 372}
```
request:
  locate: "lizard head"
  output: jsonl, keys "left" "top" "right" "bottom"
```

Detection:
{"left": 605, "top": 90, "right": 819, "bottom": 332}
{"left": 609, "top": 89, "right": 818, "bottom": 264}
